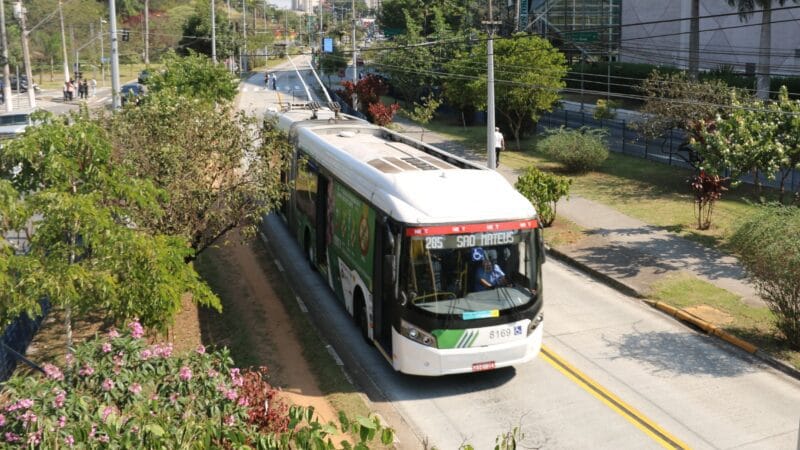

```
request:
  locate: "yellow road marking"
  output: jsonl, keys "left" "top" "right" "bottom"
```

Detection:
{"left": 541, "top": 346, "right": 691, "bottom": 450}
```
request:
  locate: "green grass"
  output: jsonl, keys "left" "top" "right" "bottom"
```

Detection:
{"left": 650, "top": 273, "right": 800, "bottom": 369}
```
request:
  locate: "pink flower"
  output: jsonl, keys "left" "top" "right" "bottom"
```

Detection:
{"left": 0, "top": 414, "right": 4, "bottom": 427}
{"left": 78, "top": 364, "right": 94, "bottom": 377}
{"left": 101, "top": 343, "right": 112, "bottom": 353}
{"left": 230, "top": 368, "right": 243, "bottom": 387}
{"left": 207, "top": 369, "right": 218, "bottom": 378}
{"left": 128, "top": 319, "right": 144, "bottom": 339}
{"left": 237, "top": 397, "right": 249, "bottom": 407}
{"left": 7, "top": 398, "right": 33, "bottom": 412}
{"left": 149, "top": 393, "right": 158, "bottom": 401}
{"left": 107, "top": 328, "right": 120, "bottom": 338}
{"left": 169, "top": 393, "right": 178, "bottom": 404}
{"left": 139, "top": 349, "right": 153, "bottom": 360}
{"left": 179, "top": 366, "right": 192, "bottom": 381}
{"left": 27, "top": 431, "right": 41, "bottom": 445}
{"left": 101, "top": 406, "right": 116, "bottom": 423}
{"left": 4, "top": 432, "right": 19, "bottom": 442}
{"left": 196, "top": 345, "right": 206, "bottom": 355}
{"left": 58, "top": 416, "right": 67, "bottom": 428}
{"left": 65, "top": 352, "right": 74, "bottom": 365}
{"left": 128, "top": 383, "right": 142, "bottom": 395}
{"left": 89, "top": 424, "right": 96, "bottom": 439}
{"left": 43, "top": 363, "right": 64, "bottom": 381}
{"left": 20, "top": 410, "right": 37, "bottom": 426}
{"left": 98, "top": 435, "right": 109, "bottom": 443}
{"left": 225, "top": 389, "right": 238, "bottom": 401}
{"left": 224, "top": 415, "right": 236, "bottom": 426}
{"left": 65, "top": 435, "right": 74, "bottom": 446}
{"left": 53, "top": 390, "right": 66, "bottom": 408}
{"left": 101, "top": 378, "right": 114, "bottom": 391}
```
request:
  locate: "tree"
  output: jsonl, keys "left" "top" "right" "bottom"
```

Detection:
{"left": 635, "top": 71, "right": 741, "bottom": 167}
{"left": 727, "top": 0, "right": 798, "bottom": 99}
{"left": 407, "top": 94, "right": 441, "bottom": 141}
{"left": 104, "top": 92, "right": 291, "bottom": 262}
{"left": 373, "top": 11, "right": 435, "bottom": 103}
{"left": 0, "top": 111, "right": 219, "bottom": 353}
{"left": 179, "top": 0, "right": 238, "bottom": 60}
{"left": 148, "top": 50, "right": 239, "bottom": 102}
{"left": 444, "top": 33, "right": 568, "bottom": 148}
{"left": 514, "top": 167, "right": 572, "bottom": 227}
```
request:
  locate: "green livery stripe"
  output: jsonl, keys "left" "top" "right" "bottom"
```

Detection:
{"left": 432, "top": 329, "right": 482, "bottom": 349}
{"left": 432, "top": 329, "right": 465, "bottom": 349}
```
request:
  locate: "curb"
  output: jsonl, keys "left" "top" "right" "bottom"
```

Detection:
{"left": 546, "top": 245, "right": 800, "bottom": 382}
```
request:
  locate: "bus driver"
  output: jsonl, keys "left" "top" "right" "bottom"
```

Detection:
{"left": 475, "top": 254, "right": 508, "bottom": 291}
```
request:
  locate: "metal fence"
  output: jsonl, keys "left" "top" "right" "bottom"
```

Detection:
{"left": 0, "top": 300, "right": 49, "bottom": 381}
{"left": 538, "top": 107, "right": 800, "bottom": 193}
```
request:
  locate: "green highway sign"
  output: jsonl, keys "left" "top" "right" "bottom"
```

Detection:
{"left": 567, "top": 31, "right": 599, "bottom": 43}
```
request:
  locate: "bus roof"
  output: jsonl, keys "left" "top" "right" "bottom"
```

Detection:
{"left": 270, "top": 107, "right": 537, "bottom": 226}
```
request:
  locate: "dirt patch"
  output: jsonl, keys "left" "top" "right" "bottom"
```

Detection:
{"left": 684, "top": 305, "right": 734, "bottom": 326}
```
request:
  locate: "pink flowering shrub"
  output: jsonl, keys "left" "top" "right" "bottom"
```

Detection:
{"left": 0, "top": 320, "right": 394, "bottom": 448}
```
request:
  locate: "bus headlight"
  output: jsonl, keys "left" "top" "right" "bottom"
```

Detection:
{"left": 401, "top": 320, "right": 437, "bottom": 348}
{"left": 527, "top": 313, "right": 543, "bottom": 335}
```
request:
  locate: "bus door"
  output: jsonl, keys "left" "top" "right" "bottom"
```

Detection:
{"left": 373, "top": 218, "right": 398, "bottom": 351}
{"left": 314, "top": 174, "right": 331, "bottom": 271}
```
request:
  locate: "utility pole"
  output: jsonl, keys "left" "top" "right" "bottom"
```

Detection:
{"left": 109, "top": 0, "right": 121, "bottom": 109}
{"left": 484, "top": 0, "right": 500, "bottom": 169}
{"left": 58, "top": 1, "right": 70, "bottom": 82}
{"left": 351, "top": 0, "right": 357, "bottom": 110}
{"left": 606, "top": 0, "right": 612, "bottom": 101}
{"left": 242, "top": 0, "right": 247, "bottom": 72}
{"left": 14, "top": 1, "right": 36, "bottom": 108}
{"left": 144, "top": 0, "right": 149, "bottom": 65}
{"left": 211, "top": 0, "right": 217, "bottom": 64}
{"left": 0, "top": 0, "right": 12, "bottom": 111}
{"left": 100, "top": 19, "right": 106, "bottom": 86}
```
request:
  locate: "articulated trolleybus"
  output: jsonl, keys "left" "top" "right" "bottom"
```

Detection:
{"left": 271, "top": 105, "right": 545, "bottom": 376}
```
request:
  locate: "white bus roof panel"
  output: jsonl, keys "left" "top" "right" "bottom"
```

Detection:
{"left": 272, "top": 109, "right": 537, "bottom": 225}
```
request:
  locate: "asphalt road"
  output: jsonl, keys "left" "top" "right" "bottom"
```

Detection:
{"left": 241, "top": 62, "right": 800, "bottom": 449}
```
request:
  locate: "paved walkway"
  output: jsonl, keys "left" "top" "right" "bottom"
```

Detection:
{"left": 391, "top": 117, "right": 764, "bottom": 309}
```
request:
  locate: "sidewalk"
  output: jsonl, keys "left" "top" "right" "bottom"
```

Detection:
{"left": 387, "top": 118, "right": 800, "bottom": 379}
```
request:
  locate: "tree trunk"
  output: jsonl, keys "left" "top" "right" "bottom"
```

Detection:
{"left": 688, "top": 0, "right": 700, "bottom": 79}
{"left": 756, "top": 4, "right": 771, "bottom": 99}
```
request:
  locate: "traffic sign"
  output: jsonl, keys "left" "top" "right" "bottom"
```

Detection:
{"left": 567, "top": 31, "right": 599, "bottom": 43}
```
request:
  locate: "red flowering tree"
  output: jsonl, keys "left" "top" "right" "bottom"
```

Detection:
{"left": 337, "top": 74, "right": 400, "bottom": 124}
{"left": 368, "top": 103, "right": 401, "bottom": 126}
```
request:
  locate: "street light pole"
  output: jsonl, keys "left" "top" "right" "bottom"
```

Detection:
{"left": 100, "top": 19, "right": 106, "bottom": 86}
{"left": 109, "top": 0, "right": 121, "bottom": 109}
{"left": 58, "top": 1, "right": 70, "bottom": 82}
{"left": 144, "top": 0, "right": 149, "bottom": 65}
{"left": 211, "top": 0, "right": 217, "bottom": 64}
{"left": 15, "top": 1, "right": 36, "bottom": 108}
{"left": 0, "top": 0, "right": 13, "bottom": 111}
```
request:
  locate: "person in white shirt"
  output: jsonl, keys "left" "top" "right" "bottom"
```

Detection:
{"left": 494, "top": 127, "right": 505, "bottom": 167}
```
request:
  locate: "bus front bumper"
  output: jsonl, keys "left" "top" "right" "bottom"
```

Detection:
{"left": 391, "top": 320, "right": 544, "bottom": 376}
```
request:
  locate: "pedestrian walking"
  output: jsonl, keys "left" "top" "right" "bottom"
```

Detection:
{"left": 81, "top": 80, "right": 88, "bottom": 99}
{"left": 67, "top": 80, "right": 75, "bottom": 101}
{"left": 271, "top": 73, "right": 277, "bottom": 90}
{"left": 90, "top": 78, "right": 97, "bottom": 97}
{"left": 63, "top": 82, "right": 69, "bottom": 102}
{"left": 493, "top": 127, "right": 505, "bottom": 167}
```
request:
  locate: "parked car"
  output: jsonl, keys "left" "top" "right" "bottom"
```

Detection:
{"left": 0, "top": 110, "right": 34, "bottom": 140}
{"left": 120, "top": 82, "right": 146, "bottom": 105}
{"left": 8, "top": 75, "right": 38, "bottom": 93}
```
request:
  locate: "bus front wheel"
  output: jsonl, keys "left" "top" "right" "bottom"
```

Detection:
{"left": 355, "top": 292, "right": 372, "bottom": 345}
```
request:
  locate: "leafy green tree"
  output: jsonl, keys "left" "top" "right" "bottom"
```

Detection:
{"left": 148, "top": 50, "right": 238, "bottom": 102}
{"left": 179, "top": 0, "right": 238, "bottom": 60}
{"left": 730, "top": 205, "right": 800, "bottom": 348}
{"left": 0, "top": 111, "right": 220, "bottom": 352}
{"left": 104, "top": 93, "right": 291, "bottom": 262}
{"left": 373, "top": 11, "right": 435, "bottom": 103}
{"left": 698, "top": 92, "right": 781, "bottom": 195}
{"left": 407, "top": 94, "right": 441, "bottom": 142}
{"left": 635, "top": 71, "right": 740, "bottom": 167}
{"left": 444, "top": 34, "right": 567, "bottom": 148}
{"left": 514, "top": 167, "right": 572, "bottom": 227}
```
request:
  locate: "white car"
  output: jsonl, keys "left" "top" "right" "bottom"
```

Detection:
{"left": 0, "top": 110, "right": 33, "bottom": 140}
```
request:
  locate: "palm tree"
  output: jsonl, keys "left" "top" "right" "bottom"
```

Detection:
{"left": 727, "top": 0, "right": 797, "bottom": 99}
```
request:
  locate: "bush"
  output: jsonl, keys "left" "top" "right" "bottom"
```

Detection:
{"left": 0, "top": 320, "right": 394, "bottom": 448}
{"left": 538, "top": 126, "right": 609, "bottom": 173}
{"left": 593, "top": 99, "right": 618, "bottom": 120}
{"left": 729, "top": 205, "right": 800, "bottom": 349}
{"left": 514, "top": 167, "right": 572, "bottom": 227}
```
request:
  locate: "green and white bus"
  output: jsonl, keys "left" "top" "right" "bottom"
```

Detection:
{"left": 271, "top": 107, "right": 545, "bottom": 376}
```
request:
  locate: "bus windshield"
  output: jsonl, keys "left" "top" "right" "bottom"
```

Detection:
{"left": 404, "top": 228, "right": 538, "bottom": 317}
